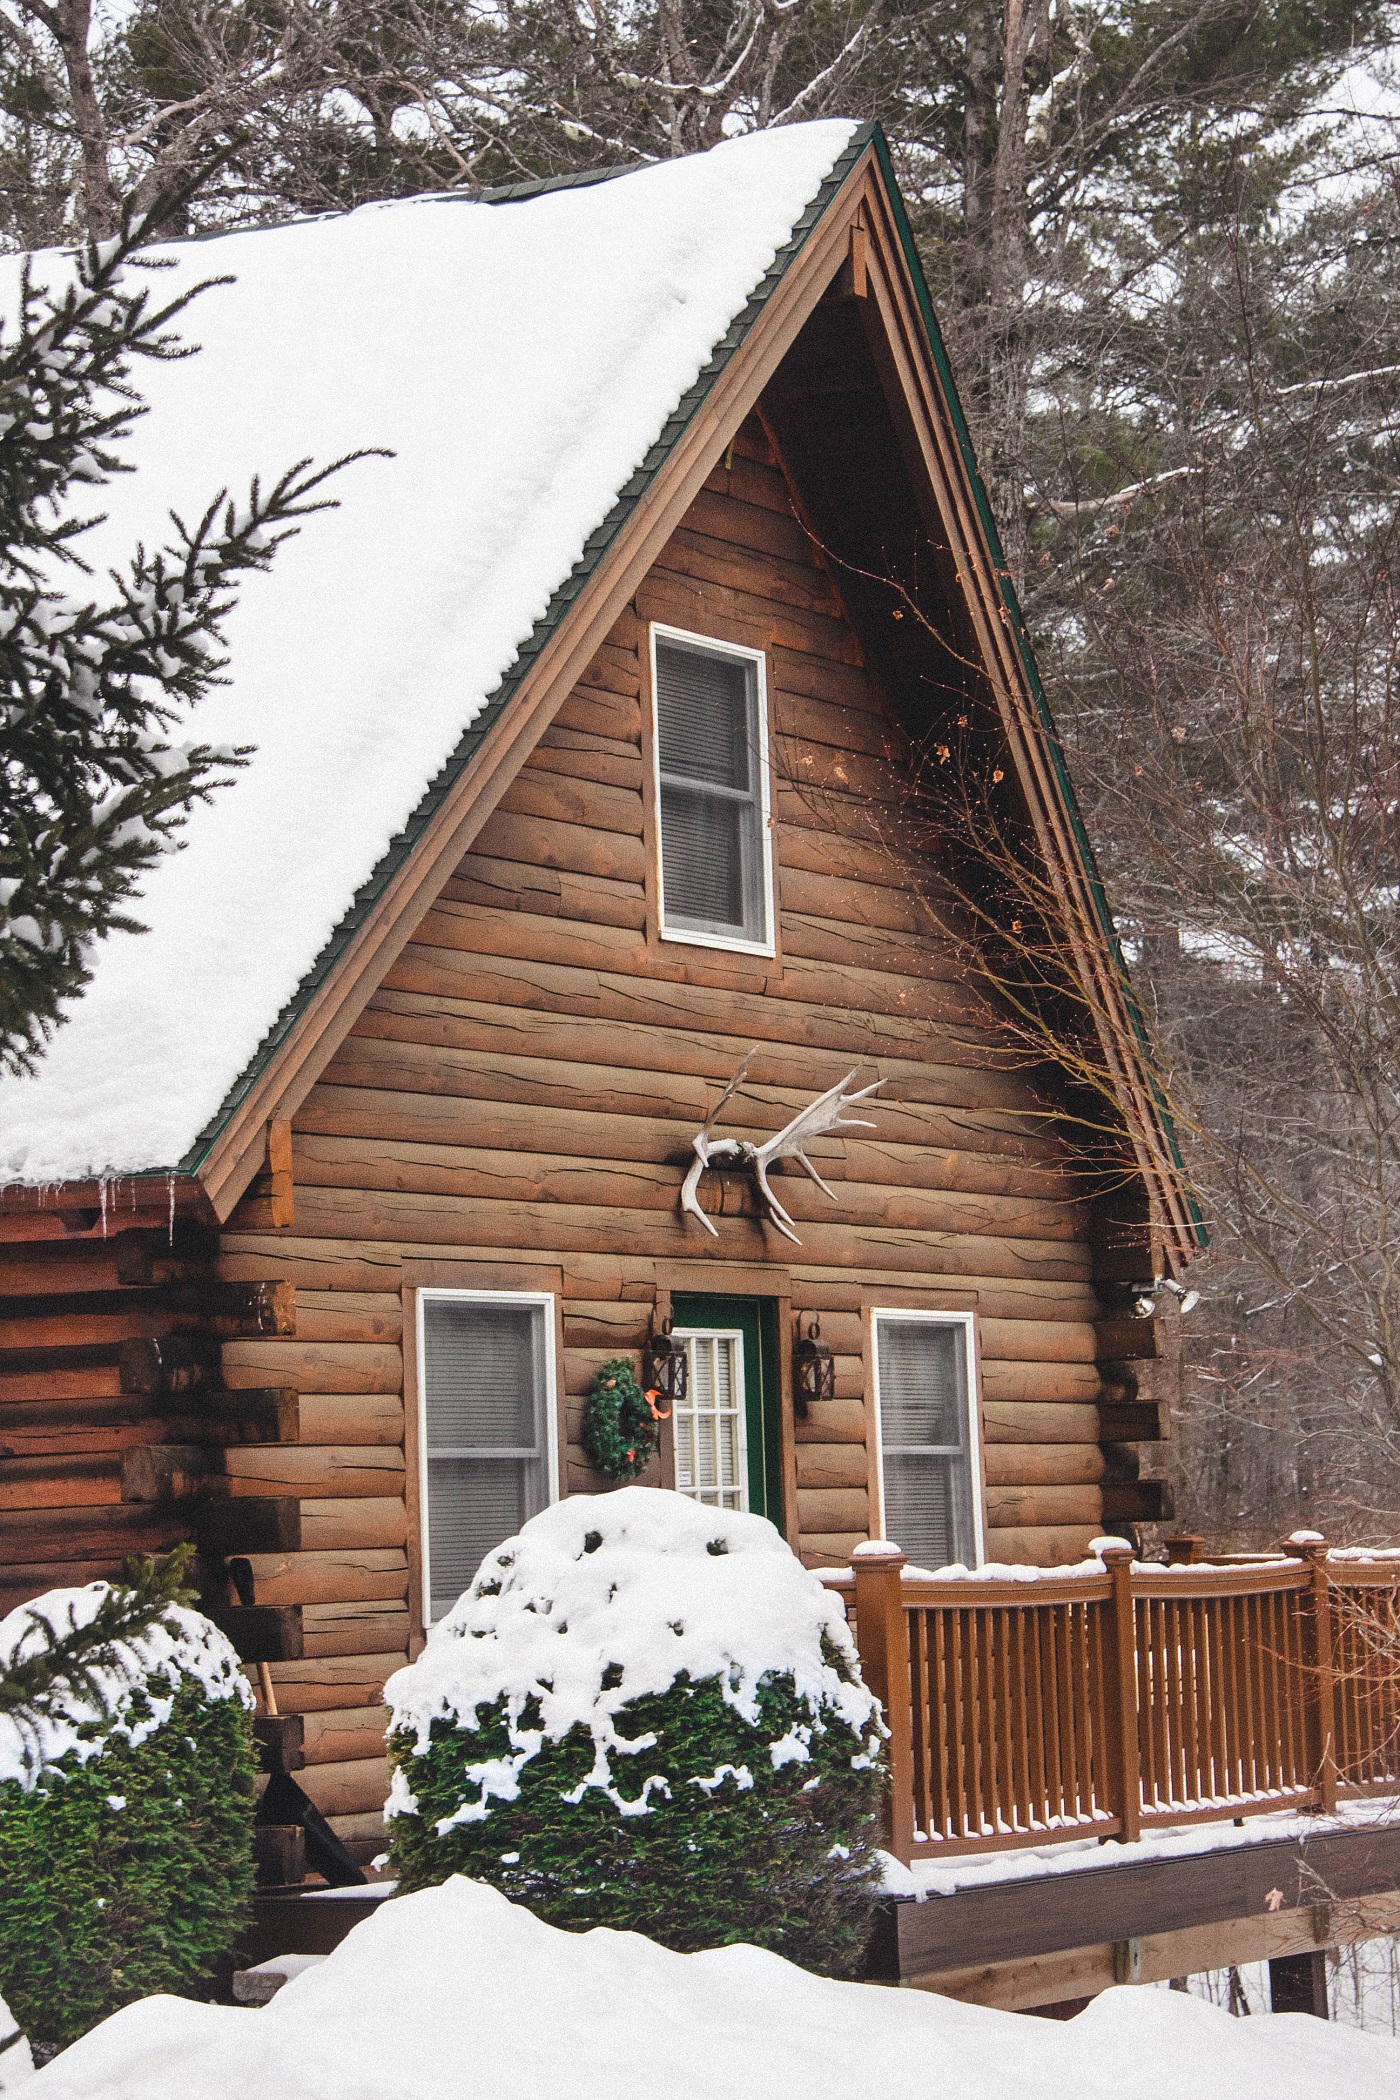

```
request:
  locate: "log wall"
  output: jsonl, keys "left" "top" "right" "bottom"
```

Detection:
{"left": 0, "top": 417, "right": 1161, "bottom": 1857}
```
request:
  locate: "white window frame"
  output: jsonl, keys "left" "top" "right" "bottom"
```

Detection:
{"left": 870, "top": 1309, "right": 985, "bottom": 1569}
{"left": 414, "top": 1287, "right": 560, "bottom": 1627}
{"left": 670, "top": 1325, "right": 750, "bottom": 1511}
{"left": 649, "top": 621, "right": 776, "bottom": 958}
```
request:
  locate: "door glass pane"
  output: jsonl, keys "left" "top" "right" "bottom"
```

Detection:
{"left": 422, "top": 1298, "right": 549, "bottom": 1619}
{"left": 673, "top": 1331, "right": 747, "bottom": 1510}
{"left": 876, "top": 1318, "right": 977, "bottom": 1570}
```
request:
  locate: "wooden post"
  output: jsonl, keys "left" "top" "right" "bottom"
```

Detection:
{"left": 1269, "top": 1950, "right": 1329, "bottom": 2019}
{"left": 852, "top": 1541, "right": 914, "bottom": 1865}
{"left": 1286, "top": 1535, "right": 1338, "bottom": 1813}
{"left": 1099, "top": 1544, "right": 1142, "bottom": 1843}
{"left": 1164, "top": 1535, "right": 1205, "bottom": 1566}
{"left": 268, "top": 1117, "right": 294, "bottom": 1229}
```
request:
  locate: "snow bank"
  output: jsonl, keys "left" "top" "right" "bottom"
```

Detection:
{"left": 22, "top": 1874, "right": 1399, "bottom": 2100}
{"left": 384, "top": 1487, "right": 877, "bottom": 1824}
{"left": 0, "top": 1585, "right": 251, "bottom": 1789}
{"left": 0, "top": 120, "right": 857, "bottom": 1185}
{"left": 0, "top": 1993, "right": 33, "bottom": 2090}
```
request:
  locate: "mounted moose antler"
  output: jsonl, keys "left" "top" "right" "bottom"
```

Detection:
{"left": 679, "top": 1054, "right": 882, "bottom": 1246}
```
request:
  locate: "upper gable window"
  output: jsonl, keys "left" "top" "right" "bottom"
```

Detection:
{"left": 651, "top": 625, "right": 774, "bottom": 954}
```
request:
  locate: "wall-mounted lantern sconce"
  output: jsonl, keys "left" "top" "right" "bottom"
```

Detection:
{"left": 793, "top": 1316, "right": 835, "bottom": 1416}
{"left": 644, "top": 1318, "right": 689, "bottom": 1407}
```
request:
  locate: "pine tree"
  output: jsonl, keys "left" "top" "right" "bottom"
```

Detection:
{"left": 0, "top": 216, "right": 357, "bottom": 1073}
{"left": 0, "top": 1543, "right": 197, "bottom": 1775}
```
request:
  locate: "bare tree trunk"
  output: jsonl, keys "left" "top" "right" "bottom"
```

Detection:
{"left": 952, "top": 1, "right": 1044, "bottom": 593}
{"left": 51, "top": 0, "right": 116, "bottom": 238}
{"left": 984, "top": 0, "right": 1043, "bottom": 589}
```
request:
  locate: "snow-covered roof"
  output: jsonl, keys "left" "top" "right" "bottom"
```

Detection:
{"left": 0, "top": 121, "right": 860, "bottom": 1187}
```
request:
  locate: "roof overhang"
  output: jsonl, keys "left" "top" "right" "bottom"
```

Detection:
{"left": 3, "top": 125, "right": 1200, "bottom": 1264}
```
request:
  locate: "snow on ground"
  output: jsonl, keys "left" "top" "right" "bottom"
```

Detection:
{"left": 20, "top": 1875, "right": 1399, "bottom": 2100}
{"left": 0, "top": 1993, "right": 34, "bottom": 2089}
{"left": 0, "top": 119, "right": 855, "bottom": 1186}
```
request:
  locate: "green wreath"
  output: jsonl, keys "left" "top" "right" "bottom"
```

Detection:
{"left": 581, "top": 1358, "right": 665, "bottom": 1483}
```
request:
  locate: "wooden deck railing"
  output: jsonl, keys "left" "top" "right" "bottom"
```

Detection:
{"left": 834, "top": 1538, "right": 1400, "bottom": 1864}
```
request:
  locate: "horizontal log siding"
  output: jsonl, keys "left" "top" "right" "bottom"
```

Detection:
{"left": 217, "top": 423, "right": 1110, "bottom": 1798}
{"left": 0, "top": 427, "right": 1113, "bottom": 1841}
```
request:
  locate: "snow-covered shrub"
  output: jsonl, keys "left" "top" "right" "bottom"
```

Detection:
{"left": 385, "top": 1488, "right": 886, "bottom": 1976}
{"left": 0, "top": 1581, "right": 257, "bottom": 2046}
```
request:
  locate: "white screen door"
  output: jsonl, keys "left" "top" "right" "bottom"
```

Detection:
{"left": 671, "top": 1330, "right": 748, "bottom": 1510}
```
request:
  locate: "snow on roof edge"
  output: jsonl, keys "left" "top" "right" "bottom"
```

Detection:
{"left": 165, "top": 120, "right": 875, "bottom": 1185}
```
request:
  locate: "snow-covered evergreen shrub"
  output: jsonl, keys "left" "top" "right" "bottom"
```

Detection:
{"left": 385, "top": 1489, "right": 886, "bottom": 1977}
{"left": 0, "top": 1582, "right": 257, "bottom": 2045}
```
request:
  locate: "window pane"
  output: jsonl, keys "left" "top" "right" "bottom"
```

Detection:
{"left": 424, "top": 1301, "right": 538, "bottom": 1450}
{"left": 421, "top": 1298, "right": 551, "bottom": 1618}
{"left": 876, "top": 1319, "right": 977, "bottom": 1570}
{"left": 883, "top": 1454, "right": 959, "bottom": 1572}
{"left": 674, "top": 1333, "right": 746, "bottom": 1511}
{"left": 876, "top": 1320, "right": 966, "bottom": 1449}
{"left": 656, "top": 643, "right": 751, "bottom": 789}
{"left": 660, "top": 784, "right": 745, "bottom": 928}
{"left": 654, "top": 636, "right": 768, "bottom": 944}
{"left": 427, "top": 1456, "right": 540, "bottom": 1620}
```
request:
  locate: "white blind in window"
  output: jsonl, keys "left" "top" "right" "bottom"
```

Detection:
{"left": 876, "top": 1319, "right": 977, "bottom": 1570}
{"left": 421, "top": 1299, "right": 549, "bottom": 1619}
{"left": 655, "top": 638, "right": 767, "bottom": 942}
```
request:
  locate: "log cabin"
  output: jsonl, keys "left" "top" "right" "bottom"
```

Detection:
{"left": 0, "top": 120, "right": 1207, "bottom": 1876}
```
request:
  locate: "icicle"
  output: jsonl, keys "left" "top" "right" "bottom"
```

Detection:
{"left": 98, "top": 1175, "right": 108, "bottom": 1236}
{"left": 167, "top": 1173, "right": 175, "bottom": 1244}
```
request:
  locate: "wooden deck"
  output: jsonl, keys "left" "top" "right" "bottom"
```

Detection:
{"left": 837, "top": 1538, "right": 1400, "bottom": 1862}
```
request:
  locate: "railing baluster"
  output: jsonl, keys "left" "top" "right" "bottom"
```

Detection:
{"left": 1026, "top": 1604, "right": 1047, "bottom": 1829}
{"left": 1010, "top": 1607, "right": 1030, "bottom": 1835}
{"left": 930, "top": 1607, "right": 950, "bottom": 1838}
{"left": 842, "top": 1545, "right": 1400, "bottom": 1863}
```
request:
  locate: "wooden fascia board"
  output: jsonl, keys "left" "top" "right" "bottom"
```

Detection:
{"left": 851, "top": 170, "right": 1196, "bottom": 1260}
{"left": 190, "top": 146, "right": 881, "bottom": 1223}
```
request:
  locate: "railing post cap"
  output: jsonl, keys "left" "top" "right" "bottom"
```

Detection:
{"left": 1284, "top": 1530, "right": 1328, "bottom": 1562}
{"left": 852, "top": 1539, "right": 907, "bottom": 1567}
{"left": 1094, "top": 1536, "right": 1135, "bottom": 1565}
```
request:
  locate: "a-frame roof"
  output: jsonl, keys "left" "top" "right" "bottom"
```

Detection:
{"left": 0, "top": 120, "right": 1199, "bottom": 1265}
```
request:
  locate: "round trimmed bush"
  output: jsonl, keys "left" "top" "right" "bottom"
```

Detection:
{"left": 385, "top": 1488, "right": 887, "bottom": 1977}
{"left": 0, "top": 1583, "right": 257, "bottom": 2046}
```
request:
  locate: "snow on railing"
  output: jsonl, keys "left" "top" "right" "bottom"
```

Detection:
{"left": 830, "top": 1536, "right": 1400, "bottom": 1865}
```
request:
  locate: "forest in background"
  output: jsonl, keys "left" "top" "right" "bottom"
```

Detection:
{"left": 1, "top": 0, "right": 1396, "bottom": 1546}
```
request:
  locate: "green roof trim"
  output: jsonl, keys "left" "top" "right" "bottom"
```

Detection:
{"left": 866, "top": 128, "right": 1204, "bottom": 1248}
{"left": 174, "top": 122, "right": 881, "bottom": 1181}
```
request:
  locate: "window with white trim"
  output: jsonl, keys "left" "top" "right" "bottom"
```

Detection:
{"left": 873, "top": 1313, "right": 982, "bottom": 1570}
{"left": 651, "top": 626, "right": 772, "bottom": 952}
{"left": 417, "top": 1291, "right": 557, "bottom": 1622}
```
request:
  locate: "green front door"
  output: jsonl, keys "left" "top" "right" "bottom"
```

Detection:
{"left": 669, "top": 1294, "right": 784, "bottom": 1525}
